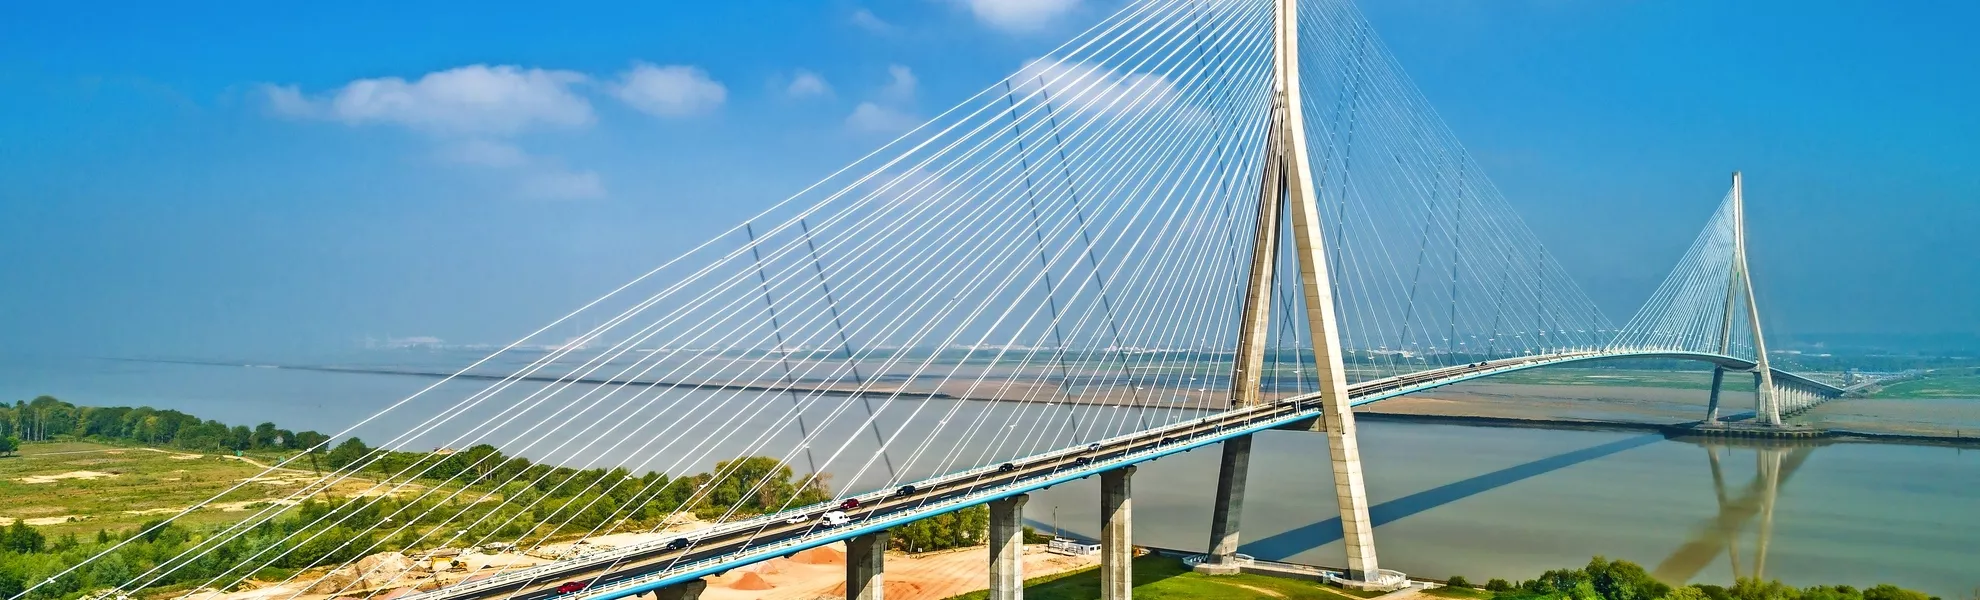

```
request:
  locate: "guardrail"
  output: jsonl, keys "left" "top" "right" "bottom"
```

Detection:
{"left": 416, "top": 348, "right": 1828, "bottom": 600}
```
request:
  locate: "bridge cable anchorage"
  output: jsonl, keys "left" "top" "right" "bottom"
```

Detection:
{"left": 28, "top": 2, "right": 1842, "bottom": 600}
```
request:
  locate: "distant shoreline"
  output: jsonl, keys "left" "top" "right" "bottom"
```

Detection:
{"left": 1352, "top": 411, "right": 1980, "bottom": 449}
{"left": 99, "top": 356, "right": 1980, "bottom": 450}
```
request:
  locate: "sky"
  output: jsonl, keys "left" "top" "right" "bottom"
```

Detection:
{"left": 1, "top": 0, "right": 1975, "bottom": 358}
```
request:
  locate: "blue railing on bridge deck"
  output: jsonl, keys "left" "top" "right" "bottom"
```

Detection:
{"left": 429, "top": 348, "right": 1841, "bottom": 600}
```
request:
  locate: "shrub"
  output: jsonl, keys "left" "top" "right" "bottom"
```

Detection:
{"left": 1446, "top": 576, "right": 1471, "bottom": 589}
{"left": 1485, "top": 579, "right": 1513, "bottom": 592}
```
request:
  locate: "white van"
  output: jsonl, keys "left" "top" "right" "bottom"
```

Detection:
{"left": 820, "top": 511, "right": 851, "bottom": 526}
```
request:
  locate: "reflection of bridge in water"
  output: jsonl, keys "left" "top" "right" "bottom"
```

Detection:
{"left": 1653, "top": 436, "right": 1823, "bottom": 584}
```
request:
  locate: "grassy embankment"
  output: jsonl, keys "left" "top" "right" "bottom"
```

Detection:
{"left": 946, "top": 555, "right": 1375, "bottom": 600}
{"left": 0, "top": 440, "right": 380, "bottom": 536}
{"left": 1867, "top": 373, "right": 1980, "bottom": 399}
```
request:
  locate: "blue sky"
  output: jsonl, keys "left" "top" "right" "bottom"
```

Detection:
{"left": 2, "top": 0, "right": 1975, "bottom": 357}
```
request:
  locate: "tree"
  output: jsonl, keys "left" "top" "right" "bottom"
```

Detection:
{"left": 326, "top": 437, "right": 371, "bottom": 470}
{"left": 0, "top": 435, "right": 18, "bottom": 456}
{"left": 1, "top": 520, "right": 46, "bottom": 553}
{"left": 1586, "top": 556, "right": 1670, "bottom": 600}
{"left": 700, "top": 457, "right": 826, "bottom": 514}
{"left": 252, "top": 422, "right": 281, "bottom": 449}
{"left": 229, "top": 425, "right": 253, "bottom": 451}
{"left": 1666, "top": 587, "right": 1713, "bottom": 600}
{"left": 890, "top": 505, "right": 987, "bottom": 553}
{"left": 0, "top": 569, "right": 25, "bottom": 600}
{"left": 1862, "top": 585, "right": 1932, "bottom": 600}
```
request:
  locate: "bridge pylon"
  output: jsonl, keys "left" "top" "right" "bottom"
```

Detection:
{"left": 1202, "top": 0, "right": 1390, "bottom": 586}
{"left": 1705, "top": 172, "right": 1782, "bottom": 427}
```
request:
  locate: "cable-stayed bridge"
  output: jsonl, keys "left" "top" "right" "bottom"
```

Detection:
{"left": 30, "top": 1, "right": 1859, "bottom": 600}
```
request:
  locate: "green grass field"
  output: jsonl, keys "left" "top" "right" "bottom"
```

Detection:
{"left": 1868, "top": 374, "right": 1980, "bottom": 399}
{"left": 946, "top": 556, "right": 1367, "bottom": 600}
{"left": 0, "top": 440, "right": 383, "bottom": 535}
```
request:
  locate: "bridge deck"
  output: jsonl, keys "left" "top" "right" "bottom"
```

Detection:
{"left": 405, "top": 349, "right": 1836, "bottom": 600}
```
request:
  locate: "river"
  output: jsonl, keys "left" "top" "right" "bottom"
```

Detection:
{"left": 2, "top": 353, "right": 1975, "bottom": 596}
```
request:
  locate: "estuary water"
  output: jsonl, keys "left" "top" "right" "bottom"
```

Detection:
{"left": 2, "top": 354, "right": 1975, "bottom": 596}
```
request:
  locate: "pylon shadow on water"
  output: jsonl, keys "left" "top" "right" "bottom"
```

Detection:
{"left": 1242, "top": 433, "right": 1666, "bottom": 561}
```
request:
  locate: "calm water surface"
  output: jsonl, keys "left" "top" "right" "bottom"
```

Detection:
{"left": 3, "top": 355, "right": 1975, "bottom": 596}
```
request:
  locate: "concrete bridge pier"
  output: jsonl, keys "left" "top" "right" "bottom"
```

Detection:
{"left": 1704, "top": 367, "right": 1728, "bottom": 424}
{"left": 989, "top": 495, "right": 1028, "bottom": 600}
{"left": 1101, "top": 466, "right": 1136, "bottom": 600}
{"left": 847, "top": 530, "right": 889, "bottom": 600}
{"left": 1196, "top": 435, "right": 1252, "bottom": 575}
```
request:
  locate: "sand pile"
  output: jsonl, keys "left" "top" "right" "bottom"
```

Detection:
{"left": 827, "top": 581, "right": 922, "bottom": 598}
{"left": 746, "top": 559, "right": 786, "bottom": 574}
{"left": 791, "top": 547, "right": 845, "bottom": 565}
{"left": 729, "top": 572, "right": 774, "bottom": 591}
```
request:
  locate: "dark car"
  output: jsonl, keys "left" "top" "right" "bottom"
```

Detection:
{"left": 1072, "top": 456, "right": 1092, "bottom": 466}
{"left": 840, "top": 498, "right": 862, "bottom": 510}
{"left": 666, "top": 537, "right": 692, "bottom": 551}
{"left": 556, "top": 581, "right": 589, "bottom": 594}
{"left": 893, "top": 485, "right": 918, "bottom": 497}
{"left": 997, "top": 462, "right": 1017, "bottom": 473}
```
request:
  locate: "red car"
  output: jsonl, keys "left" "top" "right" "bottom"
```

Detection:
{"left": 839, "top": 498, "right": 861, "bottom": 510}
{"left": 556, "top": 581, "right": 589, "bottom": 594}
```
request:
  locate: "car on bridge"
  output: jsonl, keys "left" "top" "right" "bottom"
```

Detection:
{"left": 555, "top": 581, "right": 589, "bottom": 595}
{"left": 839, "top": 498, "right": 861, "bottom": 510}
{"left": 821, "top": 511, "right": 851, "bottom": 526}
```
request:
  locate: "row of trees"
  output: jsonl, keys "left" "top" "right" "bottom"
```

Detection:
{"left": 1449, "top": 557, "right": 1938, "bottom": 600}
{"left": 0, "top": 396, "right": 330, "bottom": 453}
{"left": 0, "top": 396, "right": 846, "bottom": 600}
{"left": 0, "top": 458, "right": 835, "bottom": 600}
{"left": 890, "top": 505, "right": 989, "bottom": 553}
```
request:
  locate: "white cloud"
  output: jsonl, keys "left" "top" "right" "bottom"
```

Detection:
{"left": 260, "top": 65, "right": 593, "bottom": 135}
{"left": 850, "top": 8, "right": 894, "bottom": 33}
{"left": 1010, "top": 59, "right": 1180, "bottom": 117}
{"left": 879, "top": 65, "right": 917, "bottom": 103}
{"left": 846, "top": 102, "right": 919, "bottom": 133}
{"left": 612, "top": 63, "right": 727, "bottom": 118}
{"left": 260, "top": 64, "right": 614, "bottom": 201}
{"left": 521, "top": 168, "right": 607, "bottom": 200}
{"left": 786, "top": 70, "right": 833, "bottom": 99}
{"left": 962, "top": 0, "right": 1081, "bottom": 32}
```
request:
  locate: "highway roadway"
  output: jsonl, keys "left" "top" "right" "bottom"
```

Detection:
{"left": 398, "top": 349, "right": 1836, "bottom": 600}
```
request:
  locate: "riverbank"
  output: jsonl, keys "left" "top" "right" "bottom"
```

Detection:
{"left": 1363, "top": 380, "right": 1980, "bottom": 448}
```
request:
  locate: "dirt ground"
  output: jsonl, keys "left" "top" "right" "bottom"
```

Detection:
{"left": 690, "top": 543, "right": 1095, "bottom": 600}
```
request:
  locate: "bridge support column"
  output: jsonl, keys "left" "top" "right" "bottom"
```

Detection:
{"left": 1197, "top": 435, "right": 1252, "bottom": 575}
{"left": 1704, "top": 367, "right": 1727, "bottom": 424}
{"left": 650, "top": 580, "right": 707, "bottom": 600}
{"left": 846, "top": 530, "right": 888, "bottom": 600}
{"left": 1101, "top": 466, "right": 1135, "bottom": 600}
{"left": 989, "top": 494, "right": 1028, "bottom": 600}
{"left": 1752, "top": 372, "right": 1767, "bottom": 420}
